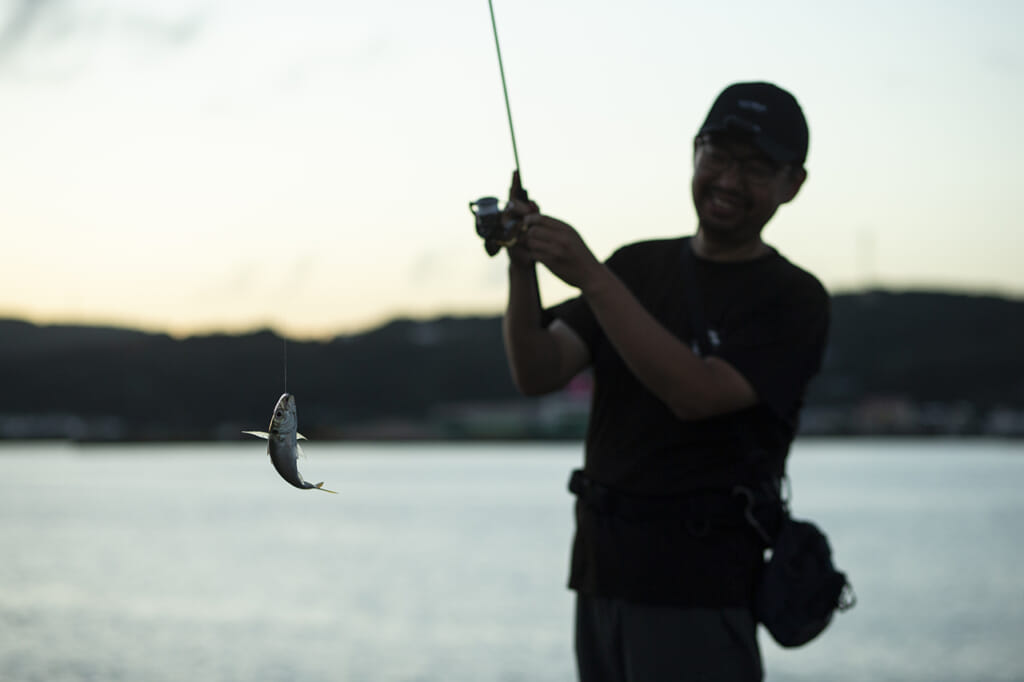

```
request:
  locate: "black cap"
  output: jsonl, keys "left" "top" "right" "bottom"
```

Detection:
{"left": 697, "top": 82, "right": 808, "bottom": 165}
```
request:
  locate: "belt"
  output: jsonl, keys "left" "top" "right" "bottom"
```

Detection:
{"left": 567, "top": 468, "right": 761, "bottom": 535}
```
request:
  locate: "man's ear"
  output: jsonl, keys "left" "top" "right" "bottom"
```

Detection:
{"left": 779, "top": 167, "right": 807, "bottom": 204}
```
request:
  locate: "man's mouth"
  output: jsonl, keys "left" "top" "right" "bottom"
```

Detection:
{"left": 710, "top": 190, "right": 746, "bottom": 211}
{"left": 705, "top": 191, "right": 748, "bottom": 221}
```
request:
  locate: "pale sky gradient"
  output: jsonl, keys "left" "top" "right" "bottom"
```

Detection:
{"left": 2, "top": 0, "right": 1021, "bottom": 339}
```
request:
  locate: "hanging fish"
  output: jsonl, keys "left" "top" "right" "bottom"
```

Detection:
{"left": 243, "top": 393, "right": 336, "bottom": 494}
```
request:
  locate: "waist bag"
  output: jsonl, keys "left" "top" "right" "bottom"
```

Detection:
{"left": 569, "top": 468, "right": 855, "bottom": 646}
{"left": 750, "top": 500, "right": 856, "bottom": 647}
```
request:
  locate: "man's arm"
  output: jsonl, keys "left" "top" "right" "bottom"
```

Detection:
{"left": 502, "top": 260, "right": 590, "bottom": 396}
{"left": 520, "top": 214, "right": 757, "bottom": 420}
{"left": 580, "top": 264, "right": 756, "bottom": 420}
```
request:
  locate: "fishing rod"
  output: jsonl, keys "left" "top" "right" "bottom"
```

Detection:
{"left": 488, "top": 0, "right": 520, "bottom": 175}
{"left": 469, "top": 0, "right": 531, "bottom": 256}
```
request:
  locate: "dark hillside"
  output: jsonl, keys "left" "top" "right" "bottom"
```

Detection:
{"left": 809, "top": 291, "right": 1024, "bottom": 408}
{"left": 2, "top": 291, "right": 1022, "bottom": 439}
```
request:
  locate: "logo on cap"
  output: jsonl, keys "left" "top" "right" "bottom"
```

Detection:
{"left": 737, "top": 99, "right": 768, "bottom": 114}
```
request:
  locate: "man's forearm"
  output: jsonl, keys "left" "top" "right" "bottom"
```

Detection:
{"left": 502, "top": 263, "right": 565, "bottom": 395}
{"left": 581, "top": 265, "right": 756, "bottom": 420}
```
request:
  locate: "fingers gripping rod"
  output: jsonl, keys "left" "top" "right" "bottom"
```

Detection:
{"left": 488, "top": 0, "right": 521, "bottom": 175}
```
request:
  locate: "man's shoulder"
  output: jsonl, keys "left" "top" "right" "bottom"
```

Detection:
{"left": 767, "top": 251, "right": 829, "bottom": 305}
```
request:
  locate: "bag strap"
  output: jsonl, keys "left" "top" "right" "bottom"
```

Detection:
{"left": 680, "top": 237, "right": 790, "bottom": 538}
{"left": 680, "top": 237, "right": 711, "bottom": 357}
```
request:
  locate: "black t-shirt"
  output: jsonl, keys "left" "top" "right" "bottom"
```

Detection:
{"left": 551, "top": 236, "right": 829, "bottom": 607}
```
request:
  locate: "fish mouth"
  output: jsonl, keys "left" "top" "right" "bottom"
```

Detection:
{"left": 270, "top": 393, "right": 297, "bottom": 432}
{"left": 273, "top": 393, "right": 295, "bottom": 414}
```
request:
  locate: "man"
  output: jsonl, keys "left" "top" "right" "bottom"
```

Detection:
{"left": 500, "top": 82, "right": 829, "bottom": 681}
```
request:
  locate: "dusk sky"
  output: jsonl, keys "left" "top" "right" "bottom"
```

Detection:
{"left": 2, "top": 0, "right": 1021, "bottom": 339}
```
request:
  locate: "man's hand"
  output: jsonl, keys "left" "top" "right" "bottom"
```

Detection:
{"left": 502, "top": 170, "right": 540, "bottom": 268}
{"left": 503, "top": 170, "right": 539, "bottom": 222}
{"left": 521, "top": 213, "right": 605, "bottom": 292}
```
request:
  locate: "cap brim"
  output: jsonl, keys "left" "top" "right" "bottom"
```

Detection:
{"left": 699, "top": 119, "right": 799, "bottom": 165}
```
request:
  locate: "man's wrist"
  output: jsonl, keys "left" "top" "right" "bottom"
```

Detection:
{"left": 508, "top": 260, "right": 536, "bottom": 275}
{"left": 579, "top": 263, "right": 616, "bottom": 300}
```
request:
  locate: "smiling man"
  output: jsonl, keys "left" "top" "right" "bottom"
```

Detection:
{"left": 500, "top": 82, "right": 829, "bottom": 681}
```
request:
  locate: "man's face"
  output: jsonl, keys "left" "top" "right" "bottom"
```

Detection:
{"left": 691, "top": 134, "right": 806, "bottom": 245}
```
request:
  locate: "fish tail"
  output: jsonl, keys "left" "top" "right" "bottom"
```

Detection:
{"left": 315, "top": 482, "right": 337, "bottom": 494}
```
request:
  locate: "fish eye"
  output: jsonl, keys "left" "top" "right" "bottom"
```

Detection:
{"left": 275, "top": 410, "right": 282, "bottom": 418}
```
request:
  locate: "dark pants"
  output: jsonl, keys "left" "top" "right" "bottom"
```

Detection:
{"left": 575, "top": 593, "right": 763, "bottom": 682}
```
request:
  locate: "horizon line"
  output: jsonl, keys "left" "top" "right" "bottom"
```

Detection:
{"left": 2, "top": 285, "right": 1022, "bottom": 342}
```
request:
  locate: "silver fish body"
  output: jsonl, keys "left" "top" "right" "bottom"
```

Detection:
{"left": 243, "top": 393, "right": 336, "bottom": 493}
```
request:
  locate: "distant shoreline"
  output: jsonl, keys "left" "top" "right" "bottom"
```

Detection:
{"left": 3, "top": 291, "right": 1024, "bottom": 440}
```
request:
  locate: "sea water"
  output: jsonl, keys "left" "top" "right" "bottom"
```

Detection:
{"left": 0, "top": 439, "right": 1021, "bottom": 682}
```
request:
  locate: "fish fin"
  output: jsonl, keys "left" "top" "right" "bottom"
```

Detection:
{"left": 242, "top": 431, "right": 270, "bottom": 440}
{"left": 297, "top": 432, "right": 308, "bottom": 440}
{"left": 315, "top": 482, "right": 337, "bottom": 494}
{"left": 297, "top": 443, "right": 307, "bottom": 460}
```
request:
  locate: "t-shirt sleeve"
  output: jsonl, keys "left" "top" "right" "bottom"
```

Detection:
{"left": 547, "top": 295, "right": 599, "bottom": 349}
{"left": 543, "top": 246, "right": 637, "bottom": 352}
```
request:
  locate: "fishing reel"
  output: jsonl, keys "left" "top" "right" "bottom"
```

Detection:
{"left": 469, "top": 185, "right": 531, "bottom": 257}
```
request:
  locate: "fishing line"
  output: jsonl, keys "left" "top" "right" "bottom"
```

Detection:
{"left": 283, "top": 337, "right": 288, "bottom": 394}
{"left": 487, "top": 0, "right": 521, "bottom": 174}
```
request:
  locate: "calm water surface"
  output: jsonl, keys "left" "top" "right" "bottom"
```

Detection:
{"left": 0, "top": 439, "right": 1022, "bottom": 682}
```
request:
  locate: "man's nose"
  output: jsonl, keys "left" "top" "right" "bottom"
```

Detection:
{"left": 715, "top": 160, "right": 745, "bottom": 189}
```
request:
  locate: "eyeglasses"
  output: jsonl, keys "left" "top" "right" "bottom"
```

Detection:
{"left": 696, "top": 138, "right": 782, "bottom": 186}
